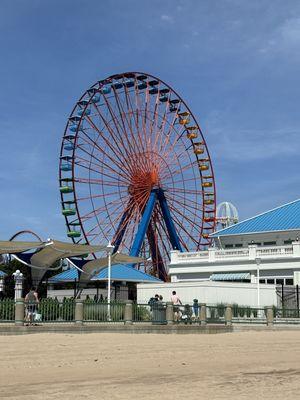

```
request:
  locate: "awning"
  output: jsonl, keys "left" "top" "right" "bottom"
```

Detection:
{"left": 0, "top": 241, "right": 45, "bottom": 254}
{"left": 210, "top": 272, "right": 250, "bottom": 281}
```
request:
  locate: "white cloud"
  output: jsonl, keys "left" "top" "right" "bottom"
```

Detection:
{"left": 259, "top": 17, "right": 300, "bottom": 55}
{"left": 160, "top": 14, "right": 174, "bottom": 23}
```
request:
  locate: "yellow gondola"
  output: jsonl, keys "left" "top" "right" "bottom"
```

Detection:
{"left": 199, "top": 164, "right": 209, "bottom": 171}
{"left": 187, "top": 131, "right": 198, "bottom": 139}
{"left": 202, "top": 182, "right": 213, "bottom": 188}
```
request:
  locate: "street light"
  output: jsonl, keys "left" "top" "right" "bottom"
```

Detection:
{"left": 106, "top": 241, "right": 115, "bottom": 321}
{"left": 0, "top": 275, "right": 4, "bottom": 295}
{"left": 12, "top": 269, "right": 23, "bottom": 300}
{"left": 255, "top": 257, "right": 261, "bottom": 310}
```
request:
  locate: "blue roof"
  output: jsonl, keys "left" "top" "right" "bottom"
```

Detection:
{"left": 48, "top": 264, "right": 161, "bottom": 283}
{"left": 0, "top": 270, "right": 6, "bottom": 277}
{"left": 212, "top": 198, "right": 300, "bottom": 237}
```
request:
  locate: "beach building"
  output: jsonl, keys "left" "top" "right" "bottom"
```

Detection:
{"left": 168, "top": 198, "right": 300, "bottom": 286}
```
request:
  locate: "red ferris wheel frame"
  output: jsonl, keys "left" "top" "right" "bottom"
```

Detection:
{"left": 59, "top": 72, "right": 216, "bottom": 279}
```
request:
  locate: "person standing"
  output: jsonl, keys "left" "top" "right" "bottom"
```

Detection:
{"left": 171, "top": 290, "right": 182, "bottom": 321}
{"left": 25, "top": 287, "right": 39, "bottom": 325}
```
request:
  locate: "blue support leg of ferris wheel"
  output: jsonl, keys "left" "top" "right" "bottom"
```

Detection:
{"left": 112, "top": 207, "right": 131, "bottom": 254}
{"left": 157, "top": 188, "right": 183, "bottom": 252}
{"left": 129, "top": 190, "right": 157, "bottom": 258}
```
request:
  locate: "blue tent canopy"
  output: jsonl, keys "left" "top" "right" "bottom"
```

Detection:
{"left": 48, "top": 264, "right": 161, "bottom": 283}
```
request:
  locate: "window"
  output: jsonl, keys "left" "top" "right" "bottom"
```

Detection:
{"left": 284, "top": 240, "right": 292, "bottom": 245}
{"left": 224, "top": 244, "right": 234, "bottom": 249}
{"left": 234, "top": 244, "right": 243, "bottom": 248}
{"left": 248, "top": 242, "right": 261, "bottom": 246}
{"left": 276, "top": 279, "right": 284, "bottom": 285}
{"left": 285, "top": 279, "right": 294, "bottom": 285}
{"left": 267, "top": 279, "right": 275, "bottom": 284}
{"left": 259, "top": 279, "right": 266, "bottom": 284}
{"left": 263, "top": 241, "right": 276, "bottom": 246}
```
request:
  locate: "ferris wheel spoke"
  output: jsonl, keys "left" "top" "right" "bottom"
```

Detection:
{"left": 155, "top": 209, "right": 189, "bottom": 252}
{"left": 75, "top": 140, "right": 132, "bottom": 183}
{"left": 152, "top": 96, "right": 170, "bottom": 154}
{"left": 167, "top": 203, "right": 202, "bottom": 235}
{"left": 134, "top": 87, "right": 151, "bottom": 155}
{"left": 167, "top": 187, "right": 204, "bottom": 196}
{"left": 156, "top": 111, "right": 179, "bottom": 160}
{"left": 73, "top": 159, "right": 129, "bottom": 186}
{"left": 95, "top": 97, "right": 140, "bottom": 168}
{"left": 76, "top": 189, "right": 128, "bottom": 202}
{"left": 112, "top": 88, "right": 152, "bottom": 173}
{"left": 109, "top": 88, "right": 143, "bottom": 157}
{"left": 123, "top": 85, "right": 153, "bottom": 170}
{"left": 167, "top": 194, "right": 203, "bottom": 213}
{"left": 83, "top": 112, "right": 129, "bottom": 166}
{"left": 80, "top": 201, "right": 126, "bottom": 223}
{"left": 157, "top": 118, "right": 186, "bottom": 163}
{"left": 162, "top": 160, "right": 198, "bottom": 180}
{"left": 81, "top": 116, "right": 135, "bottom": 176}
{"left": 165, "top": 190, "right": 205, "bottom": 211}
{"left": 73, "top": 177, "right": 127, "bottom": 188}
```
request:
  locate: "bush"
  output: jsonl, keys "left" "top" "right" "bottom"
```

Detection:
{"left": 216, "top": 303, "right": 226, "bottom": 318}
{"left": 0, "top": 299, "right": 14, "bottom": 321}
{"left": 38, "top": 298, "right": 60, "bottom": 321}
{"left": 60, "top": 298, "right": 75, "bottom": 321}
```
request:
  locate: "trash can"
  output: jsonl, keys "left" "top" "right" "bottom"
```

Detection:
{"left": 152, "top": 303, "right": 166, "bottom": 325}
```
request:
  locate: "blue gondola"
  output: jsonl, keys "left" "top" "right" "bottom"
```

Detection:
{"left": 61, "top": 162, "right": 72, "bottom": 171}
{"left": 101, "top": 85, "right": 111, "bottom": 94}
{"left": 138, "top": 81, "right": 147, "bottom": 90}
{"left": 91, "top": 94, "right": 101, "bottom": 103}
{"left": 169, "top": 105, "right": 179, "bottom": 113}
{"left": 149, "top": 87, "right": 158, "bottom": 95}
{"left": 159, "top": 95, "right": 168, "bottom": 102}
{"left": 124, "top": 79, "right": 134, "bottom": 88}
{"left": 160, "top": 88, "right": 170, "bottom": 94}
{"left": 69, "top": 124, "right": 78, "bottom": 132}
{"left": 77, "top": 108, "right": 91, "bottom": 116}
{"left": 64, "top": 143, "right": 74, "bottom": 151}
{"left": 112, "top": 81, "right": 123, "bottom": 90}
{"left": 69, "top": 116, "right": 81, "bottom": 122}
{"left": 78, "top": 100, "right": 89, "bottom": 107}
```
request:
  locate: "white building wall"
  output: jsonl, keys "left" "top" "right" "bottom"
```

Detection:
{"left": 137, "top": 281, "right": 277, "bottom": 307}
{"left": 169, "top": 243, "right": 300, "bottom": 285}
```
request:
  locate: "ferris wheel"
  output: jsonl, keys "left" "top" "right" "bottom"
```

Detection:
{"left": 59, "top": 72, "right": 216, "bottom": 280}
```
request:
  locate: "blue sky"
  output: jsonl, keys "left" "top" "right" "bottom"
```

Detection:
{"left": 1, "top": 0, "right": 300, "bottom": 240}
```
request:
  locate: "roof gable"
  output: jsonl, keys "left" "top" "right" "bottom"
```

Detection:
{"left": 48, "top": 264, "right": 161, "bottom": 283}
{"left": 211, "top": 198, "right": 300, "bottom": 237}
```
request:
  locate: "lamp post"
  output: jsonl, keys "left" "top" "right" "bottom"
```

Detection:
{"left": 12, "top": 269, "right": 23, "bottom": 300}
{"left": 0, "top": 275, "right": 4, "bottom": 296}
{"left": 255, "top": 258, "right": 261, "bottom": 311}
{"left": 106, "top": 241, "right": 115, "bottom": 321}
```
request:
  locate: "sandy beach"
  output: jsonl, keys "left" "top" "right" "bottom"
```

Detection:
{"left": 0, "top": 330, "right": 299, "bottom": 399}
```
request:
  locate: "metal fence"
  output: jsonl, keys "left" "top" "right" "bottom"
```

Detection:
{"left": 274, "top": 307, "right": 300, "bottom": 324}
{"left": 133, "top": 303, "right": 167, "bottom": 324}
{"left": 29, "top": 298, "right": 75, "bottom": 323}
{"left": 232, "top": 306, "right": 267, "bottom": 324}
{"left": 1, "top": 298, "right": 300, "bottom": 326}
{"left": 0, "top": 298, "right": 15, "bottom": 322}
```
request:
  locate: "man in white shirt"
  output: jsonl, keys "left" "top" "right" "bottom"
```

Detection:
{"left": 171, "top": 291, "right": 182, "bottom": 321}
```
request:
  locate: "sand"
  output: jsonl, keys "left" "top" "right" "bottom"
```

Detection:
{"left": 0, "top": 330, "right": 299, "bottom": 399}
